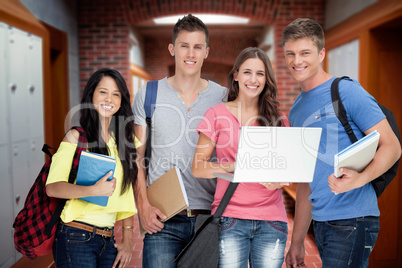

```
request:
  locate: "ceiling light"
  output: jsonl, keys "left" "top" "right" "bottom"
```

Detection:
{"left": 154, "top": 14, "right": 249, "bottom": 25}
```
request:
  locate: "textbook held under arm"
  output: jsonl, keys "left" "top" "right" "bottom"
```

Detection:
{"left": 75, "top": 150, "right": 116, "bottom": 206}
{"left": 334, "top": 130, "right": 380, "bottom": 177}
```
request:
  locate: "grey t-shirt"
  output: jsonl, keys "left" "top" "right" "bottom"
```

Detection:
{"left": 133, "top": 77, "right": 226, "bottom": 210}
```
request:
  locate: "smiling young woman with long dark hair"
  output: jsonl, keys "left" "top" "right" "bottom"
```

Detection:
{"left": 46, "top": 68, "right": 140, "bottom": 268}
{"left": 79, "top": 68, "right": 138, "bottom": 194}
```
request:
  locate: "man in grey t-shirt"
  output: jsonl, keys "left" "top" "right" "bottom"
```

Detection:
{"left": 133, "top": 14, "right": 226, "bottom": 268}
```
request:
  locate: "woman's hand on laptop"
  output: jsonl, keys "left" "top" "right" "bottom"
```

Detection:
{"left": 222, "top": 162, "right": 235, "bottom": 173}
{"left": 260, "top": 182, "right": 289, "bottom": 190}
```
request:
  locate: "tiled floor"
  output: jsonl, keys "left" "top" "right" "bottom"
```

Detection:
{"left": 283, "top": 212, "right": 322, "bottom": 268}
{"left": 114, "top": 191, "right": 322, "bottom": 268}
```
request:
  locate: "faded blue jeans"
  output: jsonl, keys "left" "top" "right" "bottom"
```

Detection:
{"left": 314, "top": 216, "right": 380, "bottom": 268}
{"left": 53, "top": 223, "right": 117, "bottom": 268}
{"left": 218, "top": 217, "right": 288, "bottom": 268}
{"left": 142, "top": 214, "right": 197, "bottom": 268}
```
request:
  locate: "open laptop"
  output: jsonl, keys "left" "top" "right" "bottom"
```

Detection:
{"left": 213, "top": 126, "right": 322, "bottom": 183}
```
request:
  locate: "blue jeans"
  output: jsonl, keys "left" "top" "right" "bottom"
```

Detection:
{"left": 218, "top": 217, "right": 288, "bottom": 268}
{"left": 142, "top": 215, "right": 197, "bottom": 268}
{"left": 53, "top": 223, "right": 117, "bottom": 268}
{"left": 314, "top": 216, "right": 379, "bottom": 268}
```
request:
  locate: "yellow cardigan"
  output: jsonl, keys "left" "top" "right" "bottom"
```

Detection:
{"left": 47, "top": 136, "right": 141, "bottom": 226}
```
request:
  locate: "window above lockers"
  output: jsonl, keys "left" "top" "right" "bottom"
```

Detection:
{"left": 129, "top": 29, "right": 152, "bottom": 105}
{"left": 327, "top": 39, "right": 359, "bottom": 81}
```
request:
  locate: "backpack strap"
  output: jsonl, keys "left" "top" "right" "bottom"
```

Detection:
{"left": 144, "top": 81, "right": 158, "bottom": 173}
{"left": 44, "top": 127, "right": 87, "bottom": 236}
{"left": 42, "top": 144, "right": 56, "bottom": 158}
{"left": 331, "top": 76, "right": 358, "bottom": 143}
{"left": 144, "top": 81, "right": 158, "bottom": 119}
{"left": 331, "top": 77, "right": 401, "bottom": 197}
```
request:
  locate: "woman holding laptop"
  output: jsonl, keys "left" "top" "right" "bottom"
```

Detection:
{"left": 192, "top": 47, "right": 290, "bottom": 268}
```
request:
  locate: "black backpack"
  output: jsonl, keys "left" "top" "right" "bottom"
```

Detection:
{"left": 331, "top": 76, "right": 401, "bottom": 197}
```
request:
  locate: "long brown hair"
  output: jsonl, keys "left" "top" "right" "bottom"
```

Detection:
{"left": 227, "top": 47, "right": 282, "bottom": 126}
{"left": 80, "top": 68, "right": 137, "bottom": 194}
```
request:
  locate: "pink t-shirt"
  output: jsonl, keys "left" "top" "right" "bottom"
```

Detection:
{"left": 197, "top": 103, "right": 289, "bottom": 222}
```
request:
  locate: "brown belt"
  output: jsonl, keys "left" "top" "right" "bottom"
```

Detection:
{"left": 62, "top": 221, "right": 114, "bottom": 238}
{"left": 178, "top": 209, "right": 211, "bottom": 217}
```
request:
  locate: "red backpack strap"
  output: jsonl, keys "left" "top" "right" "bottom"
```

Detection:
{"left": 44, "top": 126, "right": 87, "bottom": 237}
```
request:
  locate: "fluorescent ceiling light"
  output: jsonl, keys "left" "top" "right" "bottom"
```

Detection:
{"left": 154, "top": 14, "right": 249, "bottom": 25}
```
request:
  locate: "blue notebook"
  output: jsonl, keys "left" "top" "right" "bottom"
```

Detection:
{"left": 75, "top": 150, "right": 116, "bottom": 206}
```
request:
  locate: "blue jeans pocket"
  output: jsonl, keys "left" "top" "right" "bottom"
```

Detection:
{"left": 54, "top": 225, "right": 117, "bottom": 268}
{"left": 363, "top": 227, "right": 378, "bottom": 261}
{"left": 314, "top": 217, "right": 379, "bottom": 267}
{"left": 326, "top": 220, "right": 357, "bottom": 230}
{"left": 360, "top": 217, "right": 379, "bottom": 263}
{"left": 220, "top": 217, "right": 237, "bottom": 231}
{"left": 267, "top": 221, "right": 288, "bottom": 234}
{"left": 67, "top": 228, "right": 92, "bottom": 243}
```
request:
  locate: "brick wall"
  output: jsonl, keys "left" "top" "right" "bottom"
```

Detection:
{"left": 78, "top": 0, "right": 131, "bottom": 92}
{"left": 144, "top": 36, "right": 258, "bottom": 82}
{"left": 78, "top": 0, "right": 324, "bottom": 114}
{"left": 273, "top": 0, "right": 325, "bottom": 113}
